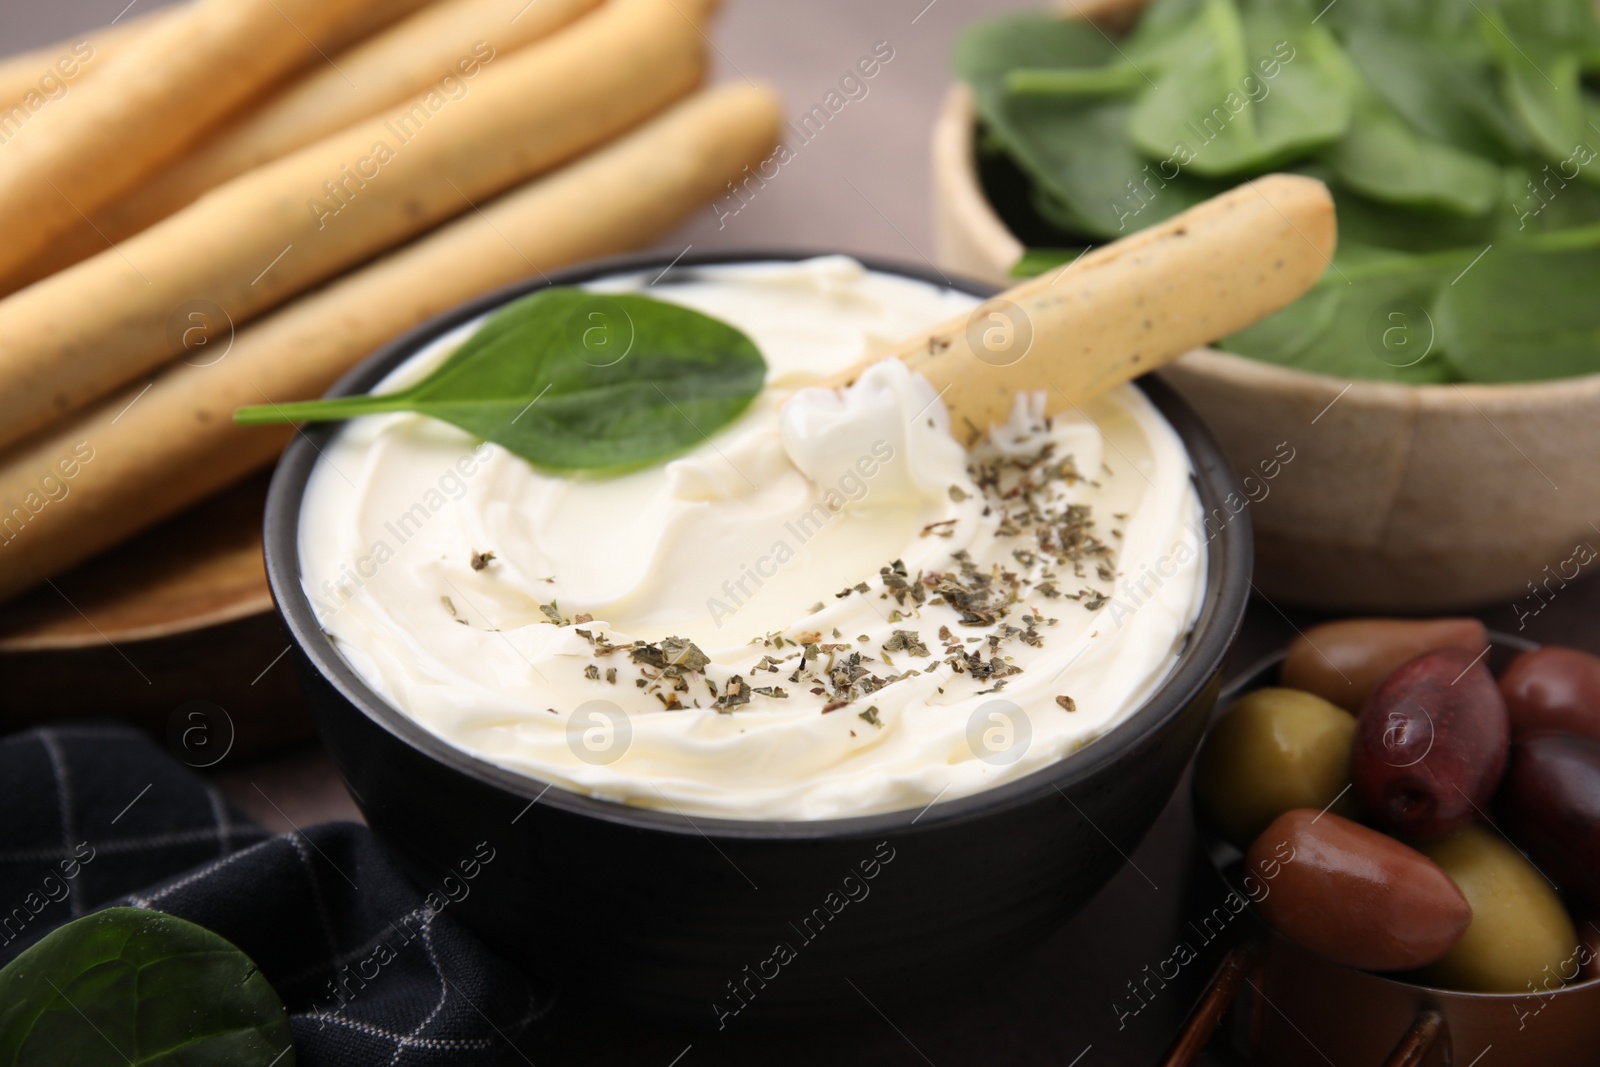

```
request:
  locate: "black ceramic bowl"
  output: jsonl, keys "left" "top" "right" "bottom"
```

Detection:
{"left": 263, "top": 251, "right": 1252, "bottom": 1024}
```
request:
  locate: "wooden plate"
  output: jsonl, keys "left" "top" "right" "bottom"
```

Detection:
{"left": 0, "top": 472, "right": 314, "bottom": 761}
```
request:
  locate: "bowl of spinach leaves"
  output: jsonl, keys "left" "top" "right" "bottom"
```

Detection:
{"left": 936, "top": 0, "right": 1600, "bottom": 611}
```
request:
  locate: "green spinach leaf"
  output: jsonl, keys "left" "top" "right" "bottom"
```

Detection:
{"left": 1009, "top": 247, "right": 1090, "bottom": 278}
{"left": 1494, "top": 0, "right": 1600, "bottom": 51}
{"left": 1300, "top": 167, "right": 1500, "bottom": 251}
{"left": 1007, "top": 97, "right": 1221, "bottom": 237}
{"left": 0, "top": 908, "right": 292, "bottom": 1067}
{"left": 957, "top": 15, "right": 1152, "bottom": 237}
{"left": 1125, "top": 0, "right": 1207, "bottom": 48}
{"left": 1122, "top": 0, "right": 1217, "bottom": 68}
{"left": 236, "top": 287, "right": 767, "bottom": 475}
{"left": 1320, "top": 0, "right": 1486, "bottom": 57}
{"left": 1324, "top": 91, "right": 1503, "bottom": 216}
{"left": 1502, "top": 161, "right": 1600, "bottom": 234}
{"left": 1127, "top": 0, "right": 1352, "bottom": 177}
{"left": 1020, "top": 99, "right": 1232, "bottom": 237}
{"left": 954, "top": 13, "right": 1119, "bottom": 94}
{"left": 1223, "top": 246, "right": 1473, "bottom": 383}
{"left": 1006, "top": 64, "right": 1151, "bottom": 98}
{"left": 1436, "top": 237, "right": 1600, "bottom": 381}
{"left": 1343, "top": 26, "right": 1526, "bottom": 160}
{"left": 1272, "top": 162, "right": 1503, "bottom": 251}
{"left": 1498, "top": 45, "right": 1585, "bottom": 162}
{"left": 1480, "top": 5, "right": 1588, "bottom": 162}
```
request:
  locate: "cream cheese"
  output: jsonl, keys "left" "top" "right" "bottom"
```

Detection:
{"left": 298, "top": 256, "right": 1207, "bottom": 820}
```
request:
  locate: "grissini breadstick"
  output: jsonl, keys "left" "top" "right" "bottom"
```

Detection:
{"left": 0, "top": 0, "right": 711, "bottom": 453}
{"left": 318, "top": 0, "right": 447, "bottom": 55}
{"left": 820, "top": 174, "right": 1337, "bottom": 435}
{"left": 0, "top": 0, "right": 390, "bottom": 280}
{"left": 0, "top": 7, "right": 182, "bottom": 118}
{"left": 0, "top": 0, "right": 436, "bottom": 121}
{"left": 147, "top": 0, "right": 608, "bottom": 203}
{"left": 3, "top": 0, "right": 604, "bottom": 292}
{"left": 0, "top": 83, "right": 782, "bottom": 605}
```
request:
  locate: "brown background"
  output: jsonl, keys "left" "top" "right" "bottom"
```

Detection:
{"left": 4, "top": 2, "right": 1599, "bottom": 1064}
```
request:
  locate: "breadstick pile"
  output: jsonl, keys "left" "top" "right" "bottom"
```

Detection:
{"left": 0, "top": 0, "right": 782, "bottom": 604}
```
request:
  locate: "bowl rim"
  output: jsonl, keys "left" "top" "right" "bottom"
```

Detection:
{"left": 263, "top": 249, "right": 1252, "bottom": 841}
{"left": 934, "top": 82, "right": 1600, "bottom": 402}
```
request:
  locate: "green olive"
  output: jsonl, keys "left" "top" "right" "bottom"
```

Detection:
{"left": 1417, "top": 825, "right": 1580, "bottom": 994}
{"left": 1194, "top": 687, "right": 1358, "bottom": 849}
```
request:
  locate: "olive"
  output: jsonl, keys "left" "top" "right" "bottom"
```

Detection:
{"left": 1417, "top": 825, "right": 1579, "bottom": 994}
{"left": 1352, "top": 647, "right": 1509, "bottom": 840}
{"left": 1502, "top": 734, "right": 1600, "bottom": 907}
{"left": 1194, "top": 688, "right": 1357, "bottom": 848}
{"left": 1282, "top": 617, "right": 1487, "bottom": 713}
{"left": 1500, "top": 646, "right": 1600, "bottom": 742}
{"left": 1247, "top": 810, "right": 1470, "bottom": 972}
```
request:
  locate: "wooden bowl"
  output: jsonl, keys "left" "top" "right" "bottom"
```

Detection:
{"left": 933, "top": 81, "right": 1600, "bottom": 612}
{"left": 0, "top": 471, "right": 313, "bottom": 763}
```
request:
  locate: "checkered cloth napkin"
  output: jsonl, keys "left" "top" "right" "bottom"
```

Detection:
{"left": 0, "top": 723, "right": 556, "bottom": 1065}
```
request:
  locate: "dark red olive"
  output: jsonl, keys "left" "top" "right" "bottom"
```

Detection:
{"left": 1500, "top": 646, "right": 1600, "bottom": 742}
{"left": 1353, "top": 647, "right": 1509, "bottom": 840}
{"left": 1502, "top": 734, "right": 1600, "bottom": 907}
{"left": 1246, "top": 810, "right": 1470, "bottom": 972}
{"left": 1282, "top": 617, "right": 1486, "bottom": 712}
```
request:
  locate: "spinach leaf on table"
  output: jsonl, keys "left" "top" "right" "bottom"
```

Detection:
{"left": 0, "top": 908, "right": 292, "bottom": 1067}
{"left": 236, "top": 288, "right": 767, "bottom": 475}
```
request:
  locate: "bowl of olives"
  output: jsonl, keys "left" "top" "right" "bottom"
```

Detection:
{"left": 1175, "top": 619, "right": 1600, "bottom": 1065}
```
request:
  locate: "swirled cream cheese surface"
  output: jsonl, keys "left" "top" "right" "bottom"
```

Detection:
{"left": 298, "top": 257, "right": 1206, "bottom": 820}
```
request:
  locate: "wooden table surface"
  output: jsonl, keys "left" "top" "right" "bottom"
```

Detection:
{"left": 6, "top": 3, "right": 1600, "bottom": 1063}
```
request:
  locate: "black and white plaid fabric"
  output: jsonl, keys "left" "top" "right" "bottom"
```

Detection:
{"left": 0, "top": 722, "right": 556, "bottom": 1065}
